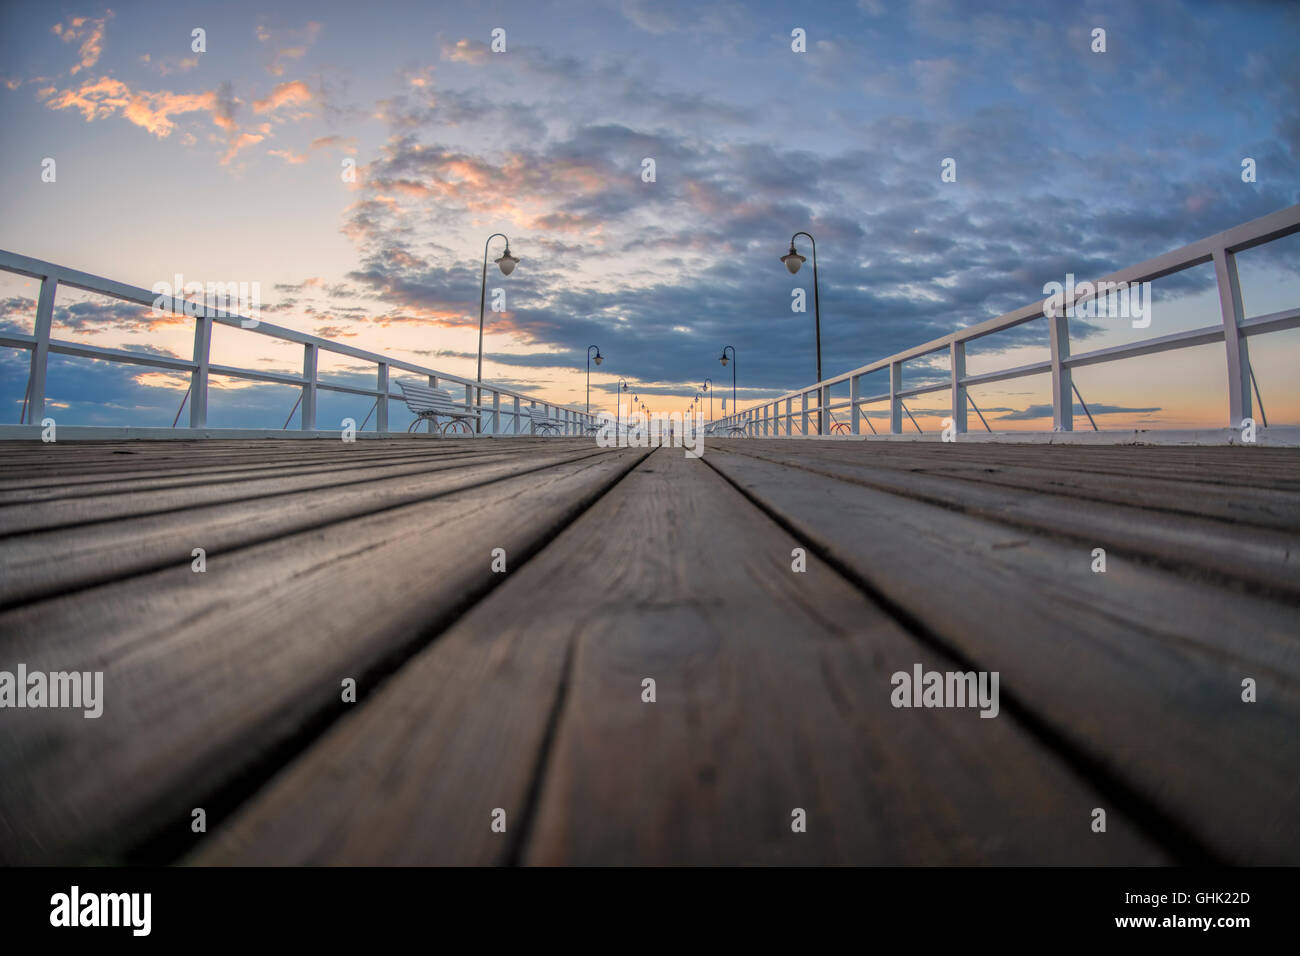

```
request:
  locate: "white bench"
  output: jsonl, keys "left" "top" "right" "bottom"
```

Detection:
{"left": 396, "top": 381, "right": 480, "bottom": 435}
{"left": 527, "top": 406, "right": 564, "bottom": 435}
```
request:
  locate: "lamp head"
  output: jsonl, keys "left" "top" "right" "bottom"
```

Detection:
{"left": 594, "top": 352, "right": 603, "bottom": 366}
{"left": 495, "top": 249, "right": 519, "bottom": 276}
{"left": 781, "top": 244, "right": 805, "bottom": 275}
{"left": 719, "top": 353, "right": 729, "bottom": 367}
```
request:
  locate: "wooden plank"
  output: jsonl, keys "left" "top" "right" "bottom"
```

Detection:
{"left": 195, "top": 448, "right": 1166, "bottom": 866}
{"left": 703, "top": 447, "right": 1300, "bottom": 864}
{"left": 736, "top": 442, "right": 1300, "bottom": 531}
{"left": 734, "top": 439, "right": 1300, "bottom": 489}
{"left": 0, "top": 446, "right": 646, "bottom": 863}
{"left": 0, "top": 443, "right": 616, "bottom": 607}
{"left": 0, "top": 437, "right": 584, "bottom": 489}
{"left": 0, "top": 442, "right": 592, "bottom": 533}
{"left": 718, "top": 443, "right": 1300, "bottom": 600}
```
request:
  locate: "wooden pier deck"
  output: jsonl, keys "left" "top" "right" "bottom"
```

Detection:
{"left": 0, "top": 436, "right": 1297, "bottom": 866}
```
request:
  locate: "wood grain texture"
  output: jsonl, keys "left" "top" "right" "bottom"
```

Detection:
{"left": 195, "top": 448, "right": 1166, "bottom": 866}
{"left": 0, "top": 445, "right": 645, "bottom": 863}
{"left": 704, "top": 444, "right": 1300, "bottom": 864}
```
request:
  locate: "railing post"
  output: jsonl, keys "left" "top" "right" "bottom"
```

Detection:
{"left": 464, "top": 382, "right": 474, "bottom": 428}
{"left": 819, "top": 385, "right": 828, "bottom": 435}
{"left": 1213, "top": 246, "right": 1252, "bottom": 428}
{"left": 376, "top": 362, "right": 389, "bottom": 433}
{"left": 851, "top": 374, "right": 861, "bottom": 434}
{"left": 428, "top": 374, "right": 438, "bottom": 388}
{"left": 189, "top": 311, "right": 211, "bottom": 428}
{"left": 889, "top": 360, "right": 903, "bottom": 434}
{"left": 800, "top": 392, "right": 809, "bottom": 435}
{"left": 513, "top": 395, "right": 521, "bottom": 434}
{"left": 301, "top": 343, "right": 318, "bottom": 430}
{"left": 785, "top": 397, "right": 793, "bottom": 435}
{"left": 950, "top": 341, "right": 967, "bottom": 435}
{"left": 1048, "top": 309, "right": 1072, "bottom": 431}
{"left": 492, "top": 391, "right": 500, "bottom": 435}
{"left": 27, "top": 275, "right": 57, "bottom": 423}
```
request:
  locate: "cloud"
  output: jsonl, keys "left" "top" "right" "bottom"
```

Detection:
{"left": 311, "top": 134, "right": 358, "bottom": 154}
{"left": 441, "top": 39, "right": 489, "bottom": 64}
{"left": 253, "top": 80, "right": 313, "bottom": 114}
{"left": 40, "top": 77, "right": 221, "bottom": 138}
{"left": 258, "top": 21, "right": 323, "bottom": 76}
{"left": 269, "top": 148, "right": 307, "bottom": 164}
{"left": 52, "top": 13, "right": 111, "bottom": 75}
{"left": 996, "top": 403, "right": 1162, "bottom": 422}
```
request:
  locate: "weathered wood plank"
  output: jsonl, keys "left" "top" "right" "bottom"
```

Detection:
{"left": 0, "top": 444, "right": 616, "bottom": 607}
{"left": 719, "top": 443, "right": 1300, "bottom": 600}
{"left": 0, "top": 446, "right": 646, "bottom": 864}
{"left": 704, "top": 446, "right": 1300, "bottom": 864}
{"left": 0, "top": 442, "right": 593, "bottom": 533}
{"left": 746, "top": 442, "right": 1300, "bottom": 531}
{"left": 194, "top": 448, "right": 1166, "bottom": 866}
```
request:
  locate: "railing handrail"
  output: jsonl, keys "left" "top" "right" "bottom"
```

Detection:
{"left": 718, "top": 203, "right": 1300, "bottom": 436}
{"left": 1, "top": 248, "right": 596, "bottom": 435}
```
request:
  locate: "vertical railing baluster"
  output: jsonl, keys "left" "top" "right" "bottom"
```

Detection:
{"left": 1048, "top": 307, "right": 1072, "bottom": 431}
{"left": 950, "top": 340, "right": 967, "bottom": 435}
{"left": 376, "top": 362, "right": 389, "bottom": 433}
{"left": 1213, "top": 246, "right": 1252, "bottom": 429}
{"left": 301, "top": 343, "right": 318, "bottom": 430}
{"left": 189, "top": 309, "right": 211, "bottom": 429}
{"left": 889, "top": 361, "right": 903, "bottom": 434}
{"left": 28, "top": 274, "right": 57, "bottom": 424}
{"left": 851, "top": 374, "right": 861, "bottom": 434}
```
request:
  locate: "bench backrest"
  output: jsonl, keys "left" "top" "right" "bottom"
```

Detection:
{"left": 397, "top": 381, "right": 460, "bottom": 413}
{"left": 528, "top": 406, "right": 556, "bottom": 422}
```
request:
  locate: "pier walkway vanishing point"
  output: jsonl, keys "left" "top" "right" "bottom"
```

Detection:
{"left": 0, "top": 436, "right": 1297, "bottom": 865}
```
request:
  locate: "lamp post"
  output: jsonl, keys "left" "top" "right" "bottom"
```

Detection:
{"left": 702, "top": 379, "right": 712, "bottom": 423}
{"left": 477, "top": 233, "right": 519, "bottom": 432}
{"left": 719, "top": 346, "right": 736, "bottom": 421}
{"left": 781, "top": 231, "right": 823, "bottom": 433}
{"left": 616, "top": 380, "right": 629, "bottom": 440}
{"left": 586, "top": 345, "right": 603, "bottom": 418}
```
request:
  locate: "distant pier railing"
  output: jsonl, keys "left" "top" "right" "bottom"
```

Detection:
{"left": 717, "top": 204, "right": 1300, "bottom": 438}
{"left": 0, "top": 250, "right": 596, "bottom": 437}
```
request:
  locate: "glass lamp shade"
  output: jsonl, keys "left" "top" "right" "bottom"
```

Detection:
{"left": 495, "top": 250, "right": 519, "bottom": 276}
{"left": 594, "top": 354, "right": 603, "bottom": 366}
{"left": 781, "top": 248, "right": 806, "bottom": 274}
{"left": 720, "top": 355, "right": 729, "bottom": 367}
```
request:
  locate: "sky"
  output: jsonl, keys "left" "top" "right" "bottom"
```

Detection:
{"left": 0, "top": 0, "right": 1297, "bottom": 431}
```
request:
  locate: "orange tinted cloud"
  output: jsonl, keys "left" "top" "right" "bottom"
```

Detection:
{"left": 253, "top": 80, "right": 312, "bottom": 113}
{"left": 41, "top": 77, "right": 220, "bottom": 137}
{"left": 52, "top": 13, "right": 111, "bottom": 76}
{"left": 441, "top": 39, "right": 488, "bottom": 64}
{"left": 222, "top": 132, "right": 265, "bottom": 165}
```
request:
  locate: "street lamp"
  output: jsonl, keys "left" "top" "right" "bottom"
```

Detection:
{"left": 719, "top": 346, "right": 736, "bottom": 418}
{"left": 586, "top": 345, "right": 603, "bottom": 417}
{"left": 781, "top": 231, "right": 823, "bottom": 433}
{"left": 477, "top": 233, "right": 519, "bottom": 432}
{"left": 702, "top": 379, "right": 712, "bottom": 422}
{"left": 616, "top": 380, "right": 629, "bottom": 439}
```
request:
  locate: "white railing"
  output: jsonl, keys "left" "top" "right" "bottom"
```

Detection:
{"left": 0, "top": 250, "right": 598, "bottom": 437}
{"left": 717, "top": 204, "right": 1300, "bottom": 438}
